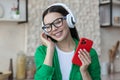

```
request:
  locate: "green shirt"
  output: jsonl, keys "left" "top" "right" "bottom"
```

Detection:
{"left": 34, "top": 39, "right": 101, "bottom": 80}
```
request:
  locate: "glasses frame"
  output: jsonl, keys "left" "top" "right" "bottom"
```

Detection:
{"left": 42, "top": 17, "right": 66, "bottom": 33}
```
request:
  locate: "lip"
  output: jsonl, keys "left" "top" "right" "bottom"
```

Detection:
{"left": 53, "top": 30, "right": 62, "bottom": 35}
{"left": 54, "top": 30, "right": 63, "bottom": 38}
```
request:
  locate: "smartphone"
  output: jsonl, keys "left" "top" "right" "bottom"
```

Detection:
{"left": 72, "top": 38, "right": 93, "bottom": 66}
{"left": 46, "top": 35, "right": 57, "bottom": 43}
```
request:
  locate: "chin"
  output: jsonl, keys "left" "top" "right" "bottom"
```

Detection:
{"left": 53, "top": 30, "right": 68, "bottom": 42}
{"left": 55, "top": 36, "right": 67, "bottom": 42}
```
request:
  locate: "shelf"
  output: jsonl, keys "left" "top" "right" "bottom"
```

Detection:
{"left": 100, "top": 0, "right": 110, "bottom": 5}
{"left": 0, "top": 0, "right": 28, "bottom": 23}
{"left": 0, "top": 18, "right": 26, "bottom": 22}
{"left": 104, "top": 23, "right": 120, "bottom": 27}
{"left": 99, "top": 5, "right": 111, "bottom": 27}
{"left": 99, "top": 0, "right": 120, "bottom": 27}
{"left": 101, "top": 23, "right": 111, "bottom": 26}
{"left": 100, "top": 0, "right": 120, "bottom": 5}
{"left": 113, "top": 0, "right": 120, "bottom": 5}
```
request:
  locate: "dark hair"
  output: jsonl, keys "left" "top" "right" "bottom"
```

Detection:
{"left": 42, "top": 5, "right": 79, "bottom": 41}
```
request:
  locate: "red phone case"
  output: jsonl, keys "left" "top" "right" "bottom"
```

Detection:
{"left": 72, "top": 38, "right": 93, "bottom": 66}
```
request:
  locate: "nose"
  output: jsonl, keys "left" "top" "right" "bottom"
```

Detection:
{"left": 52, "top": 25, "right": 58, "bottom": 31}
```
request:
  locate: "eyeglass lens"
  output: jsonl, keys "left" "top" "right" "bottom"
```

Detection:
{"left": 42, "top": 17, "right": 65, "bottom": 32}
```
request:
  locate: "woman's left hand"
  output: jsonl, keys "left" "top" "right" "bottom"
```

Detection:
{"left": 78, "top": 49, "right": 91, "bottom": 72}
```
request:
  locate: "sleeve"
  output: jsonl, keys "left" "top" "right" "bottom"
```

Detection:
{"left": 34, "top": 46, "right": 54, "bottom": 80}
{"left": 88, "top": 48, "right": 101, "bottom": 80}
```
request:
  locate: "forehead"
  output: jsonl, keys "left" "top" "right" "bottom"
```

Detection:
{"left": 44, "top": 12, "right": 63, "bottom": 24}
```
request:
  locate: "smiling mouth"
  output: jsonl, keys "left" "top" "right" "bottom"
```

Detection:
{"left": 54, "top": 31, "right": 62, "bottom": 37}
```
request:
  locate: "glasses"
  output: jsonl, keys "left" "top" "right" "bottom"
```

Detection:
{"left": 42, "top": 17, "right": 66, "bottom": 33}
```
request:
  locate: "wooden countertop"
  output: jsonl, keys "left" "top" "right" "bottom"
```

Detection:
{"left": 102, "top": 72, "right": 120, "bottom": 80}
{"left": 13, "top": 78, "right": 33, "bottom": 80}
{"left": 14, "top": 79, "right": 34, "bottom": 80}
{"left": 13, "top": 72, "right": 120, "bottom": 80}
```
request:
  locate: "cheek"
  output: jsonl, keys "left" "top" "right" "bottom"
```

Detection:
{"left": 62, "top": 25, "right": 70, "bottom": 38}
{"left": 61, "top": 21, "right": 68, "bottom": 29}
{"left": 63, "top": 24, "right": 70, "bottom": 33}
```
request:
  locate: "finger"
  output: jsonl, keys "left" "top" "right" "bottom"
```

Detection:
{"left": 78, "top": 49, "right": 89, "bottom": 61}
{"left": 78, "top": 52, "right": 86, "bottom": 65}
{"left": 81, "top": 49, "right": 91, "bottom": 61}
{"left": 47, "top": 37, "right": 52, "bottom": 42}
{"left": 79, "top": 49, "right": 91, "bottom": 65}
{"left": 79, "top": 54, "right": 90, "bottom": 66}
{"left": 40, "top": 32, "right": 48, "bottom": 45}
{"left": 83, "top": 49, "right": 91, "bottom": 64}
{"left": 83, "top": 49, "right": 90, "bottom": 58}
{"left": 42, "top": 32, "right": 47, "bottom": 39}
{"left": 41, "top": 32, "right": 48, "bottom": 41}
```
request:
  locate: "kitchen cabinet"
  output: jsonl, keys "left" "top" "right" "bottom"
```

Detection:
{"left": 99, "top": 0, "right": 120, "bottom": 27}
{"left": 0, "top": 0, "right": 28, "bottom": 23}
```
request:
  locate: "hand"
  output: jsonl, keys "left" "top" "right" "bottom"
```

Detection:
{"left": 41, "top": 32, "right": 55, "bottom": 66}
{"left": 78, "top": 49, "right": 91, "bottom": 72}
{"left": 40, "top": 32, "right": 55, "bottom": 48}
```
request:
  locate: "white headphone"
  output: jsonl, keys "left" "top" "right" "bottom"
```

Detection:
{"left": 45, "top": 3, "right": 76, "bottom": 28}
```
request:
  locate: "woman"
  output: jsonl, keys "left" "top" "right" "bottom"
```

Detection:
{"left": 34, "top": 3, "right": 101, "bottom": 80}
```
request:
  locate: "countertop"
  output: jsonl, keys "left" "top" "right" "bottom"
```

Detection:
{"left": 102, "top": 72, "right": 120, "bottom": 80}
{"left": 13, "top": 72, "right": 120, "bottom": 80}
{"left": 14, "top": 79, "right": 34, "bottom": 80}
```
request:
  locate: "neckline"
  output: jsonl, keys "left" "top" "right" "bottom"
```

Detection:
{"left": 55, "top": 44, "right": 75, "bottom": 54}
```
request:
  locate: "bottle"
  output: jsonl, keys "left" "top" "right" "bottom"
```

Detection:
{"left": 8, "top": 58, "right": 13, "bottom": 80}
{"left": 26, "top": 57, "right": 35, "bottom": 79}
{"left": 108, "top": 61, "right": 114, "bottom": 74}
{"left": 16, "top": 51, "right": 26, "bottom": 80}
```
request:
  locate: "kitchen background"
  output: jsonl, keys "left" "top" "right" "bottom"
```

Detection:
{"left": 0, "top": 0, "right": 120, "bottom": 78}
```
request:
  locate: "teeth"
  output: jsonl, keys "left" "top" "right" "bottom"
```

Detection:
{"left": 55, "top": 31, "right": 61, "bottom": 37}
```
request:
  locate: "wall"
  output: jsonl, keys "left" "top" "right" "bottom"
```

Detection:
{"left": 100, "top": 27, "right": 120, "bottom": 72}
{"left": 0, "top": 22, "right": 26, "bottom": 76}
{"left": 26, "top": 0, "right": 101, "bottom": 56}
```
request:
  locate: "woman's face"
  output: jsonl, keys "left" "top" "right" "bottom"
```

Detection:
{"left": 43, "top": 12, "right": 70, "bottom": 42}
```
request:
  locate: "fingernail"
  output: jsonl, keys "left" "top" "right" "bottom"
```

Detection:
{"left": 80, "top": 49, "right": 82, "bottom": 51}
{"left": 83, "top": 49, "right": 86, "bottom": 51}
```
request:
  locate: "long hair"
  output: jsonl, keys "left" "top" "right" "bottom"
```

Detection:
{"left": 42, "top": 5, "right": 79, "bottom": 41}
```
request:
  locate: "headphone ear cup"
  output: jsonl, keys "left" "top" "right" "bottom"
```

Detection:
{"left": 66, "top": 14, "right": 75, "bottom": 28}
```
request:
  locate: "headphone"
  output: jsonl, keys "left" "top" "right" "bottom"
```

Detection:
{"left": 44, "top": 3, "right": 76, "bottom": 28}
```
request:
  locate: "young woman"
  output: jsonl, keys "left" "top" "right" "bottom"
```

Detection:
{"left": 34, "top": 3, "right": 101, "bottom": 80}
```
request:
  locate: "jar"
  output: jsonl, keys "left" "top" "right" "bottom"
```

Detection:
{"left": 114, "top": 16, "right": 120, "bottom": 24}
{"left": 16, "top": 51, "right": 26, "bottom": 80}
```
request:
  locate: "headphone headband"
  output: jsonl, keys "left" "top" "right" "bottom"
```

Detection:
{"left": 42, "top": 3, "right": 76, "bottom": 31}
{"left": 48, "top": 3, "right": 76, "bottom": 24}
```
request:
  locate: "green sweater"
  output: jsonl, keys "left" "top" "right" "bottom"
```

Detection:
{"left": 34, "top": 39, "right": 101, "bottom": 80}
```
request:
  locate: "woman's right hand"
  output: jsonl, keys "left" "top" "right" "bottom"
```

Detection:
{"left": 41, "top": 32, "right": 55, "bottom": 66}
{"left": 40, "top": 32, "right": 55, "bottom": 48}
